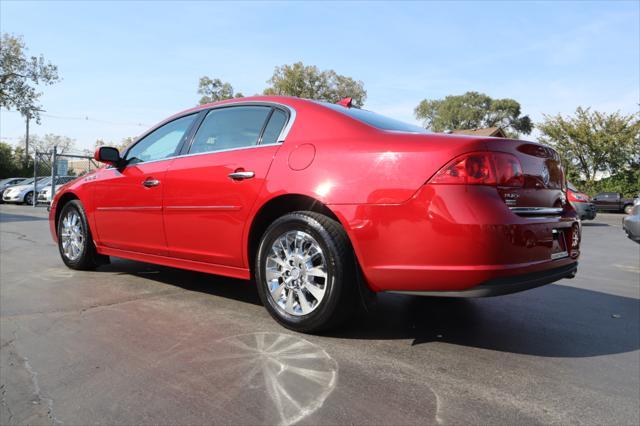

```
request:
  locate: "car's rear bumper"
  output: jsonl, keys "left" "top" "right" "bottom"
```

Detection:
{"left": 387, "top": 262, "right": 577, "bottom": 297}
{"left": 332, "top": 185, "right": 580, "bottom": 294}
{"left": 572, "top": 201, "right": 597, "bottom": 220}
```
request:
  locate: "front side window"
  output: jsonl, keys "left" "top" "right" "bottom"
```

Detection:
{"left": 126, "top": 114, "right": 197, "bottom": 164}
{"left": 189, "top": 106, "right": 272, "bottom": 155}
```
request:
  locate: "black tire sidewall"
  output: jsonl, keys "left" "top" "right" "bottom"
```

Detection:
{"left": 57, "top": 200, "right": 93, "bottom": 269}
{"left": 24, "top": 192, "right": 33, "bottom": 205}
{"left": 255, "top": 214, "right": 347, "bottom": 332}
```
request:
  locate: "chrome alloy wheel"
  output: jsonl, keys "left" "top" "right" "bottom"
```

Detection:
{"left": 265, "top": 230, "right": 328, "bottom": 316}
{"left": 60, "top": 211, "right": 84, "bottom": 261}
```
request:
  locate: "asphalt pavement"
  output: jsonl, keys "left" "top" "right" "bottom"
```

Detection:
{"left": 1, "top": 204, "right": 638, "bottom": 425}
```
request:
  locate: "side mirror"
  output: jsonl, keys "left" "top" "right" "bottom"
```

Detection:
{"left": 94, "top": 146, "right": 121, "bottom": 165}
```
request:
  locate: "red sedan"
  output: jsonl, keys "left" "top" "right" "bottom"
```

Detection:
{"left": 50, "top": 96, "right": 580, "bottom": 332}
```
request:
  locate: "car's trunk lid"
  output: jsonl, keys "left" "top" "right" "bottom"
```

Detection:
{"left": 483, "top": 139, "right": 566, "bottom": 213}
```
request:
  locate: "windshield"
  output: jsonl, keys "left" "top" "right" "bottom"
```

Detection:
{"left": 567, "top": 182, "right": 578, "bottom": 191}
{"left": 15, "top": 177, "right": 35, "bottom": 185}
{"left": 318, "top": 102, "right": 428, "bottom": 134}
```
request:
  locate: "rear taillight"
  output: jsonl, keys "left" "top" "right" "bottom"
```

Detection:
{"left": 568, "top": 190, "right": 589, "bottom": 203}
{"left": 429, "top": 152, "right": 524, "bottom": 187}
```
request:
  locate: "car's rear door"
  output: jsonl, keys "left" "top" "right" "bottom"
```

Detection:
{"left": 163, "top": 105, "right": 290, "bottom": 267}
{"left": 92, "top": 113, "right": 198, "bottom": 255}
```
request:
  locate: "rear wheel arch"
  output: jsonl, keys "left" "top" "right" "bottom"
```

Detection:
{"left": 247, "top": 194, "right": 353, "bottom": 275}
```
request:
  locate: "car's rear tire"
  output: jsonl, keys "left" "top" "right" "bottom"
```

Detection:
{"left": 24, "top": 191, "right": 34, "bottom": 206}
{"left": 57, "top": 200, "right": 107, "bottom": 270}
{"left": 255, "top": 211, "right": 355, "bottom": 333}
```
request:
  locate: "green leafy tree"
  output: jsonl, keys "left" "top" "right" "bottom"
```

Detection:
{"left": 118, "top": 136, "right": 137, "bottom": 152}
{"left": 93, "top": 136, "right": 136, "bottom": 155}
{"left": 587, "top": 167, "right": 640, "bottom": 198}
{"left": 197, "top": 76, "right": 243, "bottom": 105}
{"left": 414, "top": 91, "right": 532, "bottom": 136}
{"left": 0, "top": 33, "right": 60, "bottom": 122}
{"left": 0, "top": 142, "right": 33, "bottom": 178}
{"left": 0, "top": 142, "right": 18, "bottom": 178}
{"left": 20, "top": 133, "right": 75, "bottom": 155}
{"left": 263, "top": 62, "right": 367, "bottom": 107}
{"left": 537, "top": 107, "right": 640, "bottom": 186}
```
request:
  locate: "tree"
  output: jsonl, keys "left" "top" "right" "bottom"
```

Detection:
{"left": 0, "top": 142, "right": 33, "bottom": 178}
{"left": 263, "top": 62, "right": 367, "bottom": 107}
{"left": 0, "top": 142, "right": 18, "bottom": 178}
{"left": 197, "top": 76, "right": 243, "bottom": 104}
{"left": 118, "top": 136, "right": 136, "bottom": 151}
{"left": 0, "top": 33, "right": 60, "bottom": 122}
{"left": 414, "top": 91, "right": 532, "bottom": 136}
{"left": 20, "top": 133, "right": 76, "bottom": 155}
{"left": 537, "top": 107, "right": 640, "bottom": 186}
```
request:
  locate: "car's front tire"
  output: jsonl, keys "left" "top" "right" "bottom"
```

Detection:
{"left": 24, "top": 191, "right": 34, "bottom": 205}
{"left": 57, "top": 200, "right": 106, "bottom": 270}
{"left": 255, "top": 211, "right": 355, "bottom": 333}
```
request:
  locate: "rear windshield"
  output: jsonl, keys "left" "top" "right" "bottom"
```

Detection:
{"left": 318, "top": 102, "right": 428, "bottom": 134}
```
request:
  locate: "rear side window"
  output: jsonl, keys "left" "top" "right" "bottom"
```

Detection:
{"left": 126, "top": 114, "right": 197, "bottom": 164}
{"left": 260, "top": 109, "right": 288, "bottom": 144}
{"left": 189, "top": 106, "right": 272, "bottom": 154}
{"left": 598, "top": 193, "right": 617, "bottom": 199}
{"left": 318, "top": 102, "right": 428, "bottom": 133}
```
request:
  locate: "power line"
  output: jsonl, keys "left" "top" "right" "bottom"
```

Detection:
{"left": 2, "top": 109, "right": 151, "bottom": 127}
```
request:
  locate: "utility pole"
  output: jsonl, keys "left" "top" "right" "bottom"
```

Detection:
{"left": 24, "top": 107, "right": 44, "bottom": 163}
{"left": 25, "top": 111, "right": 30, "bottom": 160}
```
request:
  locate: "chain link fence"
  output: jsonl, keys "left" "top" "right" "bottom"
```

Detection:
{"left": 30, "top": 148, "right": 98, "bottom": 207}
{"left": 18, "top": 151, "right": 54, "bottom": 206}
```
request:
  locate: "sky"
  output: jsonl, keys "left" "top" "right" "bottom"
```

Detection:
{"left": 1, "top": 0, "right": 639, "bottom": 152}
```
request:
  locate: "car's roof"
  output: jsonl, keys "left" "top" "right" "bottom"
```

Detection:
{"left": 177, "top": 95, "right": 312, "bottom": 116}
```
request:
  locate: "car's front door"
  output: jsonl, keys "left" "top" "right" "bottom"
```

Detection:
{"left": 92, "top": 114, "right": 198, "bottom": 255}
{"left": 163, "top": 105, "right": 289, "bottom": 267}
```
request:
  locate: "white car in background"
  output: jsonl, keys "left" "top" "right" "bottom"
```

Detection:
{"left": 0, "top": 177, "right": 29, "bottom": 191}
{"left": 0, "top": 177, "right": 30, "bottom": 203}
{"left": 37, "top": 176, "right": 77, "bottom": 203}
{"left": 2, "top": 177, "right": 52, "bottom": 205}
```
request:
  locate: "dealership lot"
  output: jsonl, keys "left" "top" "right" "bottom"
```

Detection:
{"left": 1, "top": 204, "right": 638, "bottom": 425}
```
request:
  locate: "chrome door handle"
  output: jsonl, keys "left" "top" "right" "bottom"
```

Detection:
{"left": 142, "top": 179, "right": 160, "bottom": 187}
{"left": 228, "top": 171, "right": 255, "bottom": 181}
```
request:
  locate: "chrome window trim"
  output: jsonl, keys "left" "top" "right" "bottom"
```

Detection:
{"left": 111, "top": 101, "right": 296, "bottom": 169}
{"left": 273, "top": 102, "right": 296, "bottom": 142}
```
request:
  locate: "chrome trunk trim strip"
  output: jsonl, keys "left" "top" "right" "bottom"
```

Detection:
{"left": 509, "top": 207, "right": 563, "bottom": 215}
